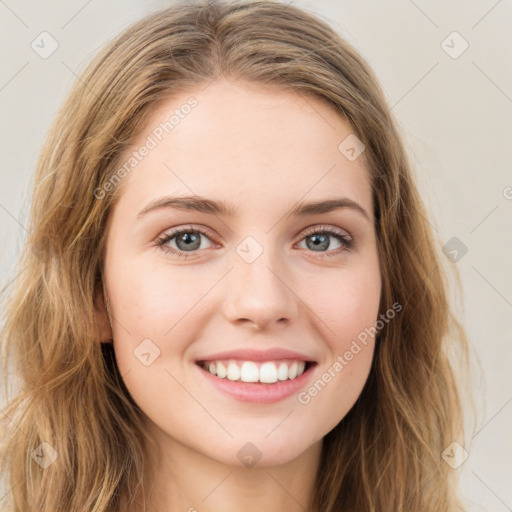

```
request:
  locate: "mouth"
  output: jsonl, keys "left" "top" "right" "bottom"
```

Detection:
{"left": 196, "top": 359, "right": 317, "bottom": 384}
{"left": 194, "top": 347, "right": 318, "bottom": 403}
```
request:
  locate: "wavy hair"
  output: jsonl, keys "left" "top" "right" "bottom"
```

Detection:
{"left": 0, "top": 1, "right": 476, "bottom": 510}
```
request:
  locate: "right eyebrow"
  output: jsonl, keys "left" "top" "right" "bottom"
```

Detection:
{"left": 137, "top": 195, "right": 238, "bottom": 219}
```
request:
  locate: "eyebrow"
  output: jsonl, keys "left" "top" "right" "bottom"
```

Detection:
{"left": 137, "top": 195, "right": 371, "bottom": 222}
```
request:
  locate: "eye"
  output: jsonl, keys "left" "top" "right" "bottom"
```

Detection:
{"left": 155, "top": 225, "right": 215, "bottom": 259}
{"left": 296, "top": 225, "right": 353, "bottom": 258}
{"left": 155, "top": 224, "right": 354, "bottom": 260}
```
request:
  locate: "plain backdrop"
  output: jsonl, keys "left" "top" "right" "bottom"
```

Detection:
{"left": 1, "top": 1, "right": 511, "bottom": 510}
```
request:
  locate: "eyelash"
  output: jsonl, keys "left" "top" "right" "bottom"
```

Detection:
{"left": 155, "top": 224, "right": 354, "bottom": 260}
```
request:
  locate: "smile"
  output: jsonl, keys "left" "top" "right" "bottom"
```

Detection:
{"left": 198, "top": 359, "right": 312, "bottom": 383}
{"left": 195, "top": 358, "right": 317, "bottom": 403}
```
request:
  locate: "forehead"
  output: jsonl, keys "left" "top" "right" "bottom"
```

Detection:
{"left": 112, "top": 80, "right": 372, "bottom": 216}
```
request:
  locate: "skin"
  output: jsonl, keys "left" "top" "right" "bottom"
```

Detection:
{"left": 97, "top": 79, "right": 382, "bottom": 512}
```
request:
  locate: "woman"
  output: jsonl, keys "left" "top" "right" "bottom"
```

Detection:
{"left": 0, "top": 1, "right": 474, "bottom": 510}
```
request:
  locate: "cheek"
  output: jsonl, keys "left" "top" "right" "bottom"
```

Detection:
{"left": 105, "top": 261, "right": 170, "bottom": 372}
{"left": 311, "top": 261, "right": 381, "bottom": 349}
{"left": 106, "top": 258, "right": 206, "bottom": 337}
{"left": 296, "top": 263, "right": 380, "bottom": 424}
{"left": 105, "top": 259, "right": 221, "bottom": 377}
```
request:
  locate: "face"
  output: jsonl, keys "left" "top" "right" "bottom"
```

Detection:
{"left": 101, "top": 79, "right": 381, "bottom": 468}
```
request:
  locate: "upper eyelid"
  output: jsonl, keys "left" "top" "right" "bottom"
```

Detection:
{"left": 301, "top": 224, "right": 351, "bottom": 237}
{"left": 160, "top": 225, "right": 218, "bottom": 243}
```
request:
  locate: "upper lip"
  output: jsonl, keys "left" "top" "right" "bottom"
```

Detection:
{"left": 196, "top": 348, "right": 317, "bottom": 363}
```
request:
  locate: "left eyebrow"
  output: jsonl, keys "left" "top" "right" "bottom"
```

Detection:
{"left": 136, "top": 195, "right": 371, "bottom": 222}
{"left": 287, "top": 198, "right": 371, "bottom": 222}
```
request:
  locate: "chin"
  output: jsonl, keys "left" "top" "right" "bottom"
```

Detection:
{"left": 205, "top": 434, "right": 318, "bottom": 469}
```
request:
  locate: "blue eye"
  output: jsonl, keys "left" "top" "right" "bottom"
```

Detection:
{"left": 155, "top": 224, "right": 353, "bottom": 260}
{"left": 298, "top": 225, "right": 353, "bottom": 257}
{"left": 156, "top": 226, "right": 214, "bottom": 259}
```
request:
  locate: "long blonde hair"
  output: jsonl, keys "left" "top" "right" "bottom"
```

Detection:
{"left": 1, "top": 1, "right": 476, "bottom": 510}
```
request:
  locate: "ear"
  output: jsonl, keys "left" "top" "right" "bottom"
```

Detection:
{"left": 95, "top": 288, "right": 113, "bottom": 343}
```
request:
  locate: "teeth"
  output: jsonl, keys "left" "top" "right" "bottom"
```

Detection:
{"left": 260, "top": 362, "right": 278, "bottom": 383}
{"left": 278, "top": 362, "right": 289, "bottom": 381}
{"left": 240, "top": 361, "right": 259, "bottom": 382}
{"left": 216, "top": 361, "right": 227, "bottom": 378}
{"left": 203, "top": 359, "right": 309, "bottom": 383}
{"left": 227, "top": 362, "right": 240, "bottom": 381}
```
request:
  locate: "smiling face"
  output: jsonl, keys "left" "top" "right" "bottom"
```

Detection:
{"left": 100, "top": 79, "right": 382, "bottom": 468}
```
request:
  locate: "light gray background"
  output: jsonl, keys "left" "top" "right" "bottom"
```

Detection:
{"left": 1, "top": 1, "right": 511, "bottom": 510}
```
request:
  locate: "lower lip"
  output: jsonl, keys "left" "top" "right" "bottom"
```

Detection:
{"left": 196, "top": 363, "right": 316, "bottom": 403}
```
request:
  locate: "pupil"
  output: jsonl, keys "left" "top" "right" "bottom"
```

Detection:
{"left": 308, "top": 234, "right": 328, "bottom": 251}
{"left": 178, "top": 232, "right": 200, "bottom": 250}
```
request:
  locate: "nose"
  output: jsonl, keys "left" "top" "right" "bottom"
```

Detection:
{"left": 222, "top": 249, "right": 300, "bottom": 331}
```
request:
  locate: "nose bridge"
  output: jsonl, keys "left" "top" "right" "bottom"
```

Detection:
{"left": 223, "top": 234, "right": 299, "bottom": 328}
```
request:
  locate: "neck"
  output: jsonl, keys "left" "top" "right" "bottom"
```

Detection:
{"left": 125, "top": 423, "right": 322, "bottom": 512}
